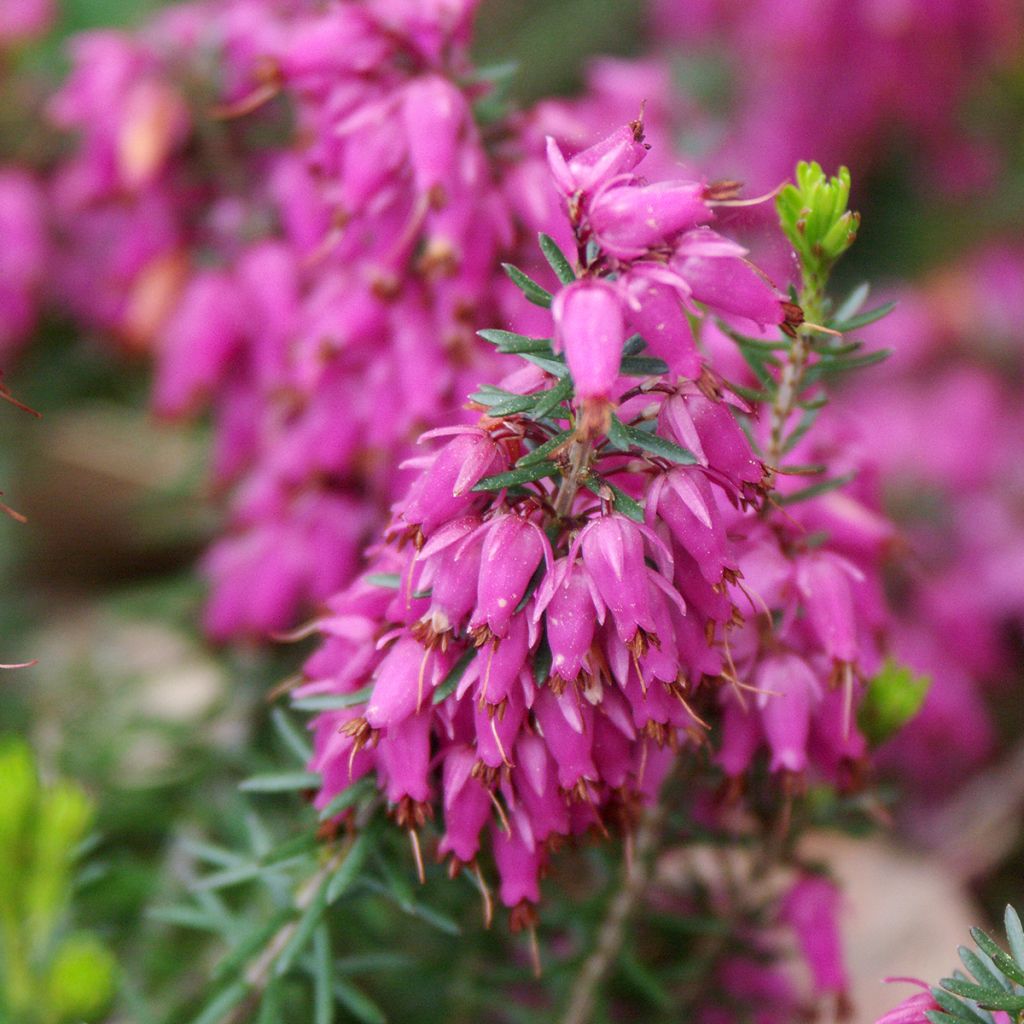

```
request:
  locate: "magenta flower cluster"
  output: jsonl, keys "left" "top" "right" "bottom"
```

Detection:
{"left": 297, "top": 127, "right": 885, "bottom": 960}
{"left": 42, "top": 0, "right": 516, "bottom": 638}
{"left": 41, "top": 0, "right": 714, "bottom": 642}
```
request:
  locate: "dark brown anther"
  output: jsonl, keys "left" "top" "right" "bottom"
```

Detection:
{"left": 641, "top": 721, "right": 669, "bottom": 747}
{"left": 339, "top": 716, "right": 377, "bottom": 754}
{"left": 417, "top": 237, "right": 459, "bottom": 278}
{"left": 627, "top": 626, "right": 659, "bottom": 659}
{"left": 469, "top": 623, "right": 497, "bottom": 648}
{"left": 629, "top": 102, "right": 648, "bottom": 145}
{"left": 410, "top": 618, "right": 451, "bottom": 651}
{"left": 780, "top": 300, "right": 805, "bottom": 338}
{"left": 470, "top": 760, "right": 501, "bottom": 787}
{"left": 508, "top": 900, "right": 539, "bottom": 934}
{"left": 696, "top": 365, "right": 724, "bottom": 400}
{"left": 393, "top": 795, "right": 433, "bottom": 830}
{"left": 370, "top": 272, "right": 401, "bottom": 301}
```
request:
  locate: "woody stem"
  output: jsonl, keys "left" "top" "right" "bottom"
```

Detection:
{"left": 767, "top": 272, "right": 825, "bottom": 468}
{"left": 553, "top": 437, "right": 594, "bottom": 519}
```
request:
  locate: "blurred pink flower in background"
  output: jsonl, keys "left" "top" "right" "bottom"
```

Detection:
{"left": 648, "top": 0, "right": 1023, "bottom": 192}
{"left": 0, "top": 170, "right": 48, "bottom": 360}
{"left": 0, "top": 0, "right": 54, "bottom": 45}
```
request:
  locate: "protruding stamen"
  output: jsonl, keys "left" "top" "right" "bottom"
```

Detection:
{"left": 408, "top": 829, "right": 426, "bottom": 884}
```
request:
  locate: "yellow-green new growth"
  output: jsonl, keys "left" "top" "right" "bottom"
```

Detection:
{"left": 777, "top": 161, "right": 860, "bottom": 276}
{"left": 0, "top": 738, "right": 117, "bottom": 1024}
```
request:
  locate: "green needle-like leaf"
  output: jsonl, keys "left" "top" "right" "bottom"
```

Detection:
{"left": 1004, "top": 906, "right": 1024, "bottom": 972}
{"left": 959, "top": 945, "right": 1009, "bottom": 992}
{"left": 516, "top": 430, "right": 573, "bottom": 467}
{"left": 774, "top": 472, "right": 856, "bottom": 506}
{"left": 477, "top": 329, "right": 553, "bottom": 354}
{"left": 239, "top": 772, "right": 321, "bottom": 794}
{"left": 502, "top": 263, "right": 553, "bottom": 307}
{"left": 270, "top": 709, "right": 313, "bottom": 763}
{"left": 942, "top": 978, "right": 1024, "bottom": 1012}
{"left": 364, "top": 572, "right": 401, "bottom": 589}
{"left": 212, "top": 907, "right": 295, "bottom": 982}
{"left": 619, "top": 355, "right": 670, "bottom": 376}
{"left": 607, "top": 416, "right": 698, "bottom": 465}
{"left": 187, "top": 980, "right": 250, "bottom": 1024}
{"left": 312, "top": 925, "right": 334, "bottom": 1024}
{"left": 538, "top": 233, "right": 576, "bottom": 284}
{"left": 802, "top": 348, "right": 891, "bottom": 385}
{"left": 583, "top": 477, "right": 644, "bottom": 523}
{"left": 931, "top": 987, "right": 991, "bottom": 1024}
{"left": 333, "top": 979, "right": 387, "bottom": 1024}
{"left": 325, "top": 834, "right": 372, "bottom": 904}
{"left": 531, "top": 376, "right": 574, "bottom": 419}
{"left": 275, "top": 882, "right": 330, "bottom": 978}
{"left": 471, "top": 461, "right": 561, "bottom": 493}
{"left": 519, "top": 350, "right": 570, "bottom": 378}
{"left": 318, "top": 778, "right": 376, "bottom": 823}
{"left": 621, "top": 333, "right": 648, "bottom": 357}
{"left": 293, "top": 684, "right": 374, "bottom": 713}
{"left": 970, "top": 929, "right": 1024, "bottom": 986}
{"left": 832, "top": 301, "right": 897, "bottom": 332}
{"left": 432, "top": 648, "right": 477, "bottom": 705}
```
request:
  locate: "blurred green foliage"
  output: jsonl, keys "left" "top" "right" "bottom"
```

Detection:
{"left": 0, "top": 737, "right": 117, "bottom": 1024}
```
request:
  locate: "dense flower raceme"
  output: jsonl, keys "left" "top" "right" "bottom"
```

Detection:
{"left": 648, "top": 0, "right": 1024, "bottom": 193}
{"left": 296, "top": 129, "right": 889, "bottom": 964}
{"left": 37, "top": 1, "right": 801, "bottom": 643}
{"left": 43, "top": 0, "right": 517, "bottom": 638}
{"left": 44, "top": 0, "right": 709, "bottom": 641}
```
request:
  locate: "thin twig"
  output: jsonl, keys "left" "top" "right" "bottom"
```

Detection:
{"left": 559, "top": 806, "right": 663, "bottom": 1024}
{"left": 766, "top": 281, "right": 824, "bottom": 469}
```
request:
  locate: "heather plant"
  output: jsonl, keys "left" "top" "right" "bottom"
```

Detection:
{"left": 3, "top": 2, "right": 1023, "bottom": 1022}
{"left": 150, "top": 123, "right": 926, "bottom": 1023}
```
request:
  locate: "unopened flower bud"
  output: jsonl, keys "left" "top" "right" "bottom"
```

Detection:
{"left": 552, "top": 279, "right": 625, "bottom": 410}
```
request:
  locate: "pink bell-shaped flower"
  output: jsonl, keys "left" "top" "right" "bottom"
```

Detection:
{"left": 552, "top": 278, "right": 625, "bottom": 428}
{"left": 756, "top": 654, "right": 821, "bottom": 774}
{"left": 470, "top": 515, "right": 549, "bottom": 640}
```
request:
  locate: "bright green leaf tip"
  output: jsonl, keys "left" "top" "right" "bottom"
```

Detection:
{"left": 777, "top": 160, "right": 860, "bottom": 276}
